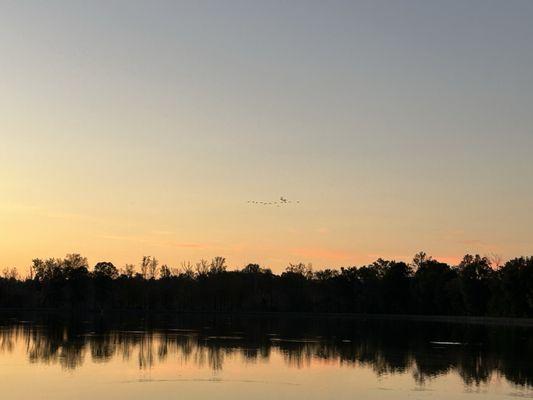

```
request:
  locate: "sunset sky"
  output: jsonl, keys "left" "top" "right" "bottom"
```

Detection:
{"left": 2, "top": 1, "right": 533, "bottom": 273}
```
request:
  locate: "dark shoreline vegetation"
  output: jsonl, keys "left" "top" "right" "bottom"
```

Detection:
{"left": 1, "top": 252, "right": 533, "bottom": 317}
{"left": 1, "top": 312, "right": 533, "bottom": 388}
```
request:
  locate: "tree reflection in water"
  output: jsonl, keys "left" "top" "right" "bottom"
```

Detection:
{"left": 0, "top": 314, "right": 532, "bottom": 388}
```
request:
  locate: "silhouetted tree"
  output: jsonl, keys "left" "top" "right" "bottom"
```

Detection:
{"left": 93, "top": 262, "right": 118, "bottom": 310}
{"left": 413, "top": 258, "right": 459, "bottom": 315}
{"left": 94, "top": 262, "right": 118, "bottom": 279}
{"left": 492, "top": 257, "right": 533, "bottom": 316}
{"left": 458, "top": 255, "right": 493, "bottom": 315}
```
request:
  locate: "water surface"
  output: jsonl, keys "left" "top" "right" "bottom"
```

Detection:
{"left": 1, "top": 314, "right": 532, "bottom": 399}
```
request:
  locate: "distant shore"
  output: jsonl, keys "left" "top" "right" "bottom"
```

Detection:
{"left": 2, "top": 308, "right": 533, "bottom": 327}
{"left": 3, "top": 253, "right": 533, "bottom": 320}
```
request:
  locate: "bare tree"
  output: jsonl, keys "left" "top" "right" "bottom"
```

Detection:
{"left": 195, "top": 259, "right": 209, "bottom": 276}
{"left": 487, "top": 253, "right": 503, "bottom": 269}
{"left": 122, "top": 264, "right": 135, "bottom": 278}
{"left": 2, "top": 267, "right": 18, "bottom": 280}
{"left": 140, "top": 256, "right": 151, "bottom": 279}
{"left": 209, "top": 257, "right": 227, "bottom": 274}
{"left": 179, "top": 261, "right": 194, "bottom": 278}
{"left": 148, "top": 257, "right": 159, "bottom": 279}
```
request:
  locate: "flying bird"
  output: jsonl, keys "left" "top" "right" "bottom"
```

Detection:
{"left": 247, "top": 196, "right": 300, "bottom": 207}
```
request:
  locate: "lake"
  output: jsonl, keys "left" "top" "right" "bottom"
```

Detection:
{"left": 0, "top": 313, "right": 532, "bottom": 399}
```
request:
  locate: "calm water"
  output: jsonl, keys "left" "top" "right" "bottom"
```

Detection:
{"left": 1, "top": 313, "right": 532, "bottom": 399}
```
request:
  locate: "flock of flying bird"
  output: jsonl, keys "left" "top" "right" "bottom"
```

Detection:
{"left": 247, "top": 196, "right": 300, "bottom": 207}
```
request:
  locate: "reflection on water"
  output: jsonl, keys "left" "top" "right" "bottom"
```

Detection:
{"left": 1, "top": 313, "right": 533, "bottom": 399}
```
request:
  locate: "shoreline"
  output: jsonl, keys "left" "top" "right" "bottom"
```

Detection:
{"left": 1, "top": 308, "right": 533, "bottom": 327}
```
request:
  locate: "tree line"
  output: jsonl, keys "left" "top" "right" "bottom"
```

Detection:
{"left": 1, "top": 252, "right": 533, "bottom": 317}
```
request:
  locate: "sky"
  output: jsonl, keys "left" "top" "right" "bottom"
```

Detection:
{"left": 1, "top": 0, "right": 533, "bottom": 273}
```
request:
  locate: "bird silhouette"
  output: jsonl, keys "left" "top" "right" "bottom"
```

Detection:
{"left": 247, "top": 196, "right": 300, "bottom": 207}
